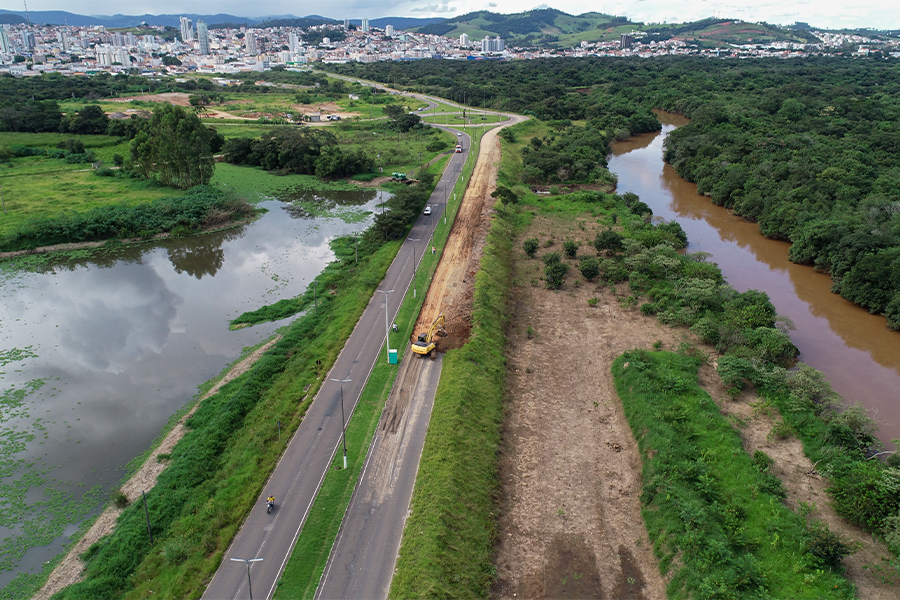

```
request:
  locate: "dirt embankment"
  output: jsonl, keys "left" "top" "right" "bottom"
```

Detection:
{"left": 34, "top": 339, "right": 280, "bottom": 600}
{"left": 494, "top": 212, "right": 897, "bottom": 598}
{"left": 412, "top": 116, "right": 527, "bottom": 349}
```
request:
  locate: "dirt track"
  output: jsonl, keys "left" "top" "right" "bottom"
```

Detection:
{"left": 412, "top": 117, "right": 526, "bottom": 350}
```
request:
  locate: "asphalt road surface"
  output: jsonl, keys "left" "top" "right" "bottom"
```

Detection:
{"left": 202, "top": 127, "right": 469, "bottom": 600}
{"left": 316, "top": 355, "right": 442, "bottom": 600}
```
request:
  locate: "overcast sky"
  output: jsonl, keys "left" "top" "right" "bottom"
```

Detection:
{"left": 19, "top": 0, "right": 897, "bottom": 30}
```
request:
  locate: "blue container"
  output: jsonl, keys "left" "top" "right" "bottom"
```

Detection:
{"left": 388, "top": 349, "right": 398, "bottom": 364}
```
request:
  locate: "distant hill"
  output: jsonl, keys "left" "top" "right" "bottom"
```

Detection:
{"left": 409, "top": 9, "right": 821, "bottom": 47}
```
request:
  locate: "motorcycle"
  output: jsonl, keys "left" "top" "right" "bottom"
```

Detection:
{"left": 266, "top": 498, "right": 275, "bottom": 514}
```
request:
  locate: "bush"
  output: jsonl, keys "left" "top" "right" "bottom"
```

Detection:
{"left": 562, "top": 239, "right": 578, "bottom": 258}
{"left": 579, "top": 256, "right": 600, "bottom": 281}
{"left": 523, "top": 238, "right": 539, "bottom": 258}
{"left": 593, "top": 229, "right": 623, "bottom": 255}
{"left": 544, "top": 261, "right": 569, "bottom": 289}
{"left": 804, "top": 520, "right": 857, "bottom": 567}
{"left": 542, "top": 251, "right": 561, "bottom": 266}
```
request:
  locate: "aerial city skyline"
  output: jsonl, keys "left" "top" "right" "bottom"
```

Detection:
{"left": 2, "top": 0, "right": 897, "bottom": 30}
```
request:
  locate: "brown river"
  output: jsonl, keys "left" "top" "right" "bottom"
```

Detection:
{"left": 609, "top": 112, "right": 900, "bottom": 447}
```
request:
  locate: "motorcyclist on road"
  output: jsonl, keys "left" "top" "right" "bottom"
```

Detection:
{"left": 267, "top": 495, "right": 275, "bottom": 505}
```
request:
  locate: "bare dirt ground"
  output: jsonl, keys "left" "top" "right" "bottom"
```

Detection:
{"left": 494, "top": 211, "right": 897, "bottom": 598}
{"left": 494, "top": 214, "right": 676, "bottom": 599}
{"left": 34, "top": 338, "right": 280, "bottom": 600}
{"left": 112, "top": 93, "right": 253, "bottom": 120}
{"left": 412, "top": 116, "right": 526, "bottom": 350}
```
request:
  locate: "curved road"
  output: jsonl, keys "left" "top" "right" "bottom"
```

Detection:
{"left": 202, "top": 122, "right": 471, "bottom": 600}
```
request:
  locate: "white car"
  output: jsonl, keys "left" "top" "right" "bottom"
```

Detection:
{"left": 423, "top": 206, "right": 432, "bottom": 215}
{"left": 457, "top": 132, "right": 462, "bottom": 136}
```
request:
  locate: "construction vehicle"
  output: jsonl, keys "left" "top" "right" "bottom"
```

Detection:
{"left": 412, "top": 313, "right": 446, "bottom": 358}
{"left": 390, "top": 172, "right": 419, "bottom": 184}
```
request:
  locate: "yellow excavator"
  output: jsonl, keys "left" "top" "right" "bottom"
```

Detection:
{"left": 412, "top": 313, "right": 446, "bottom": 358}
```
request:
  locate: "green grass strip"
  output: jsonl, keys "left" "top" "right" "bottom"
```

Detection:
{"left": 611, "top": 349, "right": 855, "bottom": 600}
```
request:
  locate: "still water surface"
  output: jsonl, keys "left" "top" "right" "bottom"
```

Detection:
{"left": 609, "top": 113, "right": 900, "bottom": 446}
{"left": 0, "top": 190, "right": 382, "bottom": 587}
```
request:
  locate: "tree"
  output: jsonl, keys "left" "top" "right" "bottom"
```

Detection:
{"left": 63, "top": 104, "right": 108, "bottom": 135}
{"left": 129, "top": 104, "right": 216, "bottom": 189}
{"left": 491, "top": 185, "right": 519, "bottom": 204}
{"left": 523, "top": 238, "right": 539, "bottom": 258}
{"left": 593, "top": 229, "right": 623, "bottom": 254}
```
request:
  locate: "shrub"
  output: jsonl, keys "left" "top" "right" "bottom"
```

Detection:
{"left": 112, "top": 490, "right": 129, "bottom": 508}
{"left": 523, "top": 238, "right": 539, "bottom": 258}
{"left": 544, "top": 261, "right": 569, "bottom": 289}
{"left": 593, "top": 229, "right": 623, "bottom": 254}
{"left": 601, "top": 258, "right": 629, "bottom": 283}
{"left": 804, "top": 520, "right": 857, "bottom": 567}
{"left": 562, "top": 239, "right": 578, "bottom": 258}
{"left": 542, "top": 251, "right": 561, "bottom": 266}
{"left": 579, "top": 256, "right": 600, "bottom": 281}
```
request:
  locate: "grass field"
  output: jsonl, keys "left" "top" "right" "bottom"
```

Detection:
{"left": 613, "top": 349, "right": 855, "bottom": 599}
{"left": 0, "top": 157, "right": 180, "bottom": 237}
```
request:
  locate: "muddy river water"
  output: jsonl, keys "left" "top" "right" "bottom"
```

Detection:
{"left": 609, "top": 112, "right": 900, "bottom": 447}
{"left": 0, "top": 191, "right": 382, "bottom": 589}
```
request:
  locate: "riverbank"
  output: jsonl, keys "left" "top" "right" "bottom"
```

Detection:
{"left": 33, "top": 337, "right": 280, "bottom": 600}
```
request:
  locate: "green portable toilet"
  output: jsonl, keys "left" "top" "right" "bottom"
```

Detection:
{"left": 389, "top": 349, "right": 398, "bottom": 364}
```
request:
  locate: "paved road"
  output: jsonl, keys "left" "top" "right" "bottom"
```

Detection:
{"left": 316, "top": 355, "right": 442, "bottom": 600}
{"left": 202, "top": 125, "right": 470, "bottom": 600}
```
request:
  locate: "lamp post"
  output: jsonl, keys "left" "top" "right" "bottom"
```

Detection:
{"left": 375, "top": 289, "right": 395, "bottom": 363}
{"left": 229, "top": 557, "right": 264, "bottom": 600}
{"left": 329, "top": 377, "right": 351, "bottom": 469}
{"left": 407, "top": 237, "right": 420, "bottom": 298}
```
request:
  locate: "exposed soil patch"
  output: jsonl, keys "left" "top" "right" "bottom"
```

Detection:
{"left": 112, "top": 93, "right": 254, "bottom": 120}
{"left": 494, "top": 213, "right": 675, "bottom": 600}
{"left": 34, "top": 338, "right": 280, "bottom": 600}
{"left": 493, "top": 209, "right": 897, "bottom": 598}
{"left": 697, "top": 365, "right": 900, "bottom": 597}
{"left": 413, "top": 116, "right": 527, "bottom": 351}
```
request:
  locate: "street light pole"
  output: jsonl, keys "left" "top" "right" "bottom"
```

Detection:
{"left": 329, "top": 378, "right": 351, "bottom": 469}
{"left": 407, "top": 237, "right": 420, "bottom": 298}
{"left": 375, "top": 289, "right": 395, "bottom": 363}
{"left": 229, "top": 557, "right": 264, "bottom": 600}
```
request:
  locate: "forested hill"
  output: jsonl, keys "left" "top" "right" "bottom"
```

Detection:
{"left": 412, "top": 9, "right": 818, "bottom": 47}
{"left": 327, "top": 56, "right": 900, "bottom": 328}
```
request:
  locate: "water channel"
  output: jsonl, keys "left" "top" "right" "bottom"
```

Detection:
{"left": 0, "top": 190, "right": 383, "bottom": 589}
{"left": 609, "top": 112, "right": 900, "bottom": 447}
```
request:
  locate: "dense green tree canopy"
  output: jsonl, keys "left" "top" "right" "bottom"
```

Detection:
{"left": 129, "top": 104, "right": 217, "bottom": 189}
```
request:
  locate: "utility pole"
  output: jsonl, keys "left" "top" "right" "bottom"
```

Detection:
{"left": 376, "top": 289, "right": 395, "bottom": 363}
{"left": 329, "top": 378, "right": 351, "bottom": 469}
{"left": 408, "top": 237, "right": 420, "bottom": 298}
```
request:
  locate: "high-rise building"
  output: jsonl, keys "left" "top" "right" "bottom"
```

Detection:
{"left": 289, "top": 31, "right": 299, "bottom": 53}
{"left": 245, "top": 30, "right": 257, "bottom": 55}
{"left": 0, "top": 27, "right": 10, "bottom": 54}
{"left": 459, "top": 33, "right": 469, "bottom": 47}
{"left": 58, "top": 30, "right": 69, "bottom": 53}
{"left": 619, "top": 34, "right": 633, "bottom": 49}
{"left": 361, "top": 18, "right": 369, "bottom": 32}
{"left": 385, "top": 24, "right": 394, "bottom": 36}
{"left": 112, "top": 33, "right": 124, "bottom": 46}
{"left": 343, "top": 18, "right": 349, "bottom": 29}
{"left": 180, "top": 16, "right": 193, "bottom": 42}
{"left": 197, "top": 20, "right": 209, "bottom": 54}
{"left": 23, "top": 32, "right": 36, "bottom": 51}
{"left": 481, "top": 36, "right": 504, "bottom": 53}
